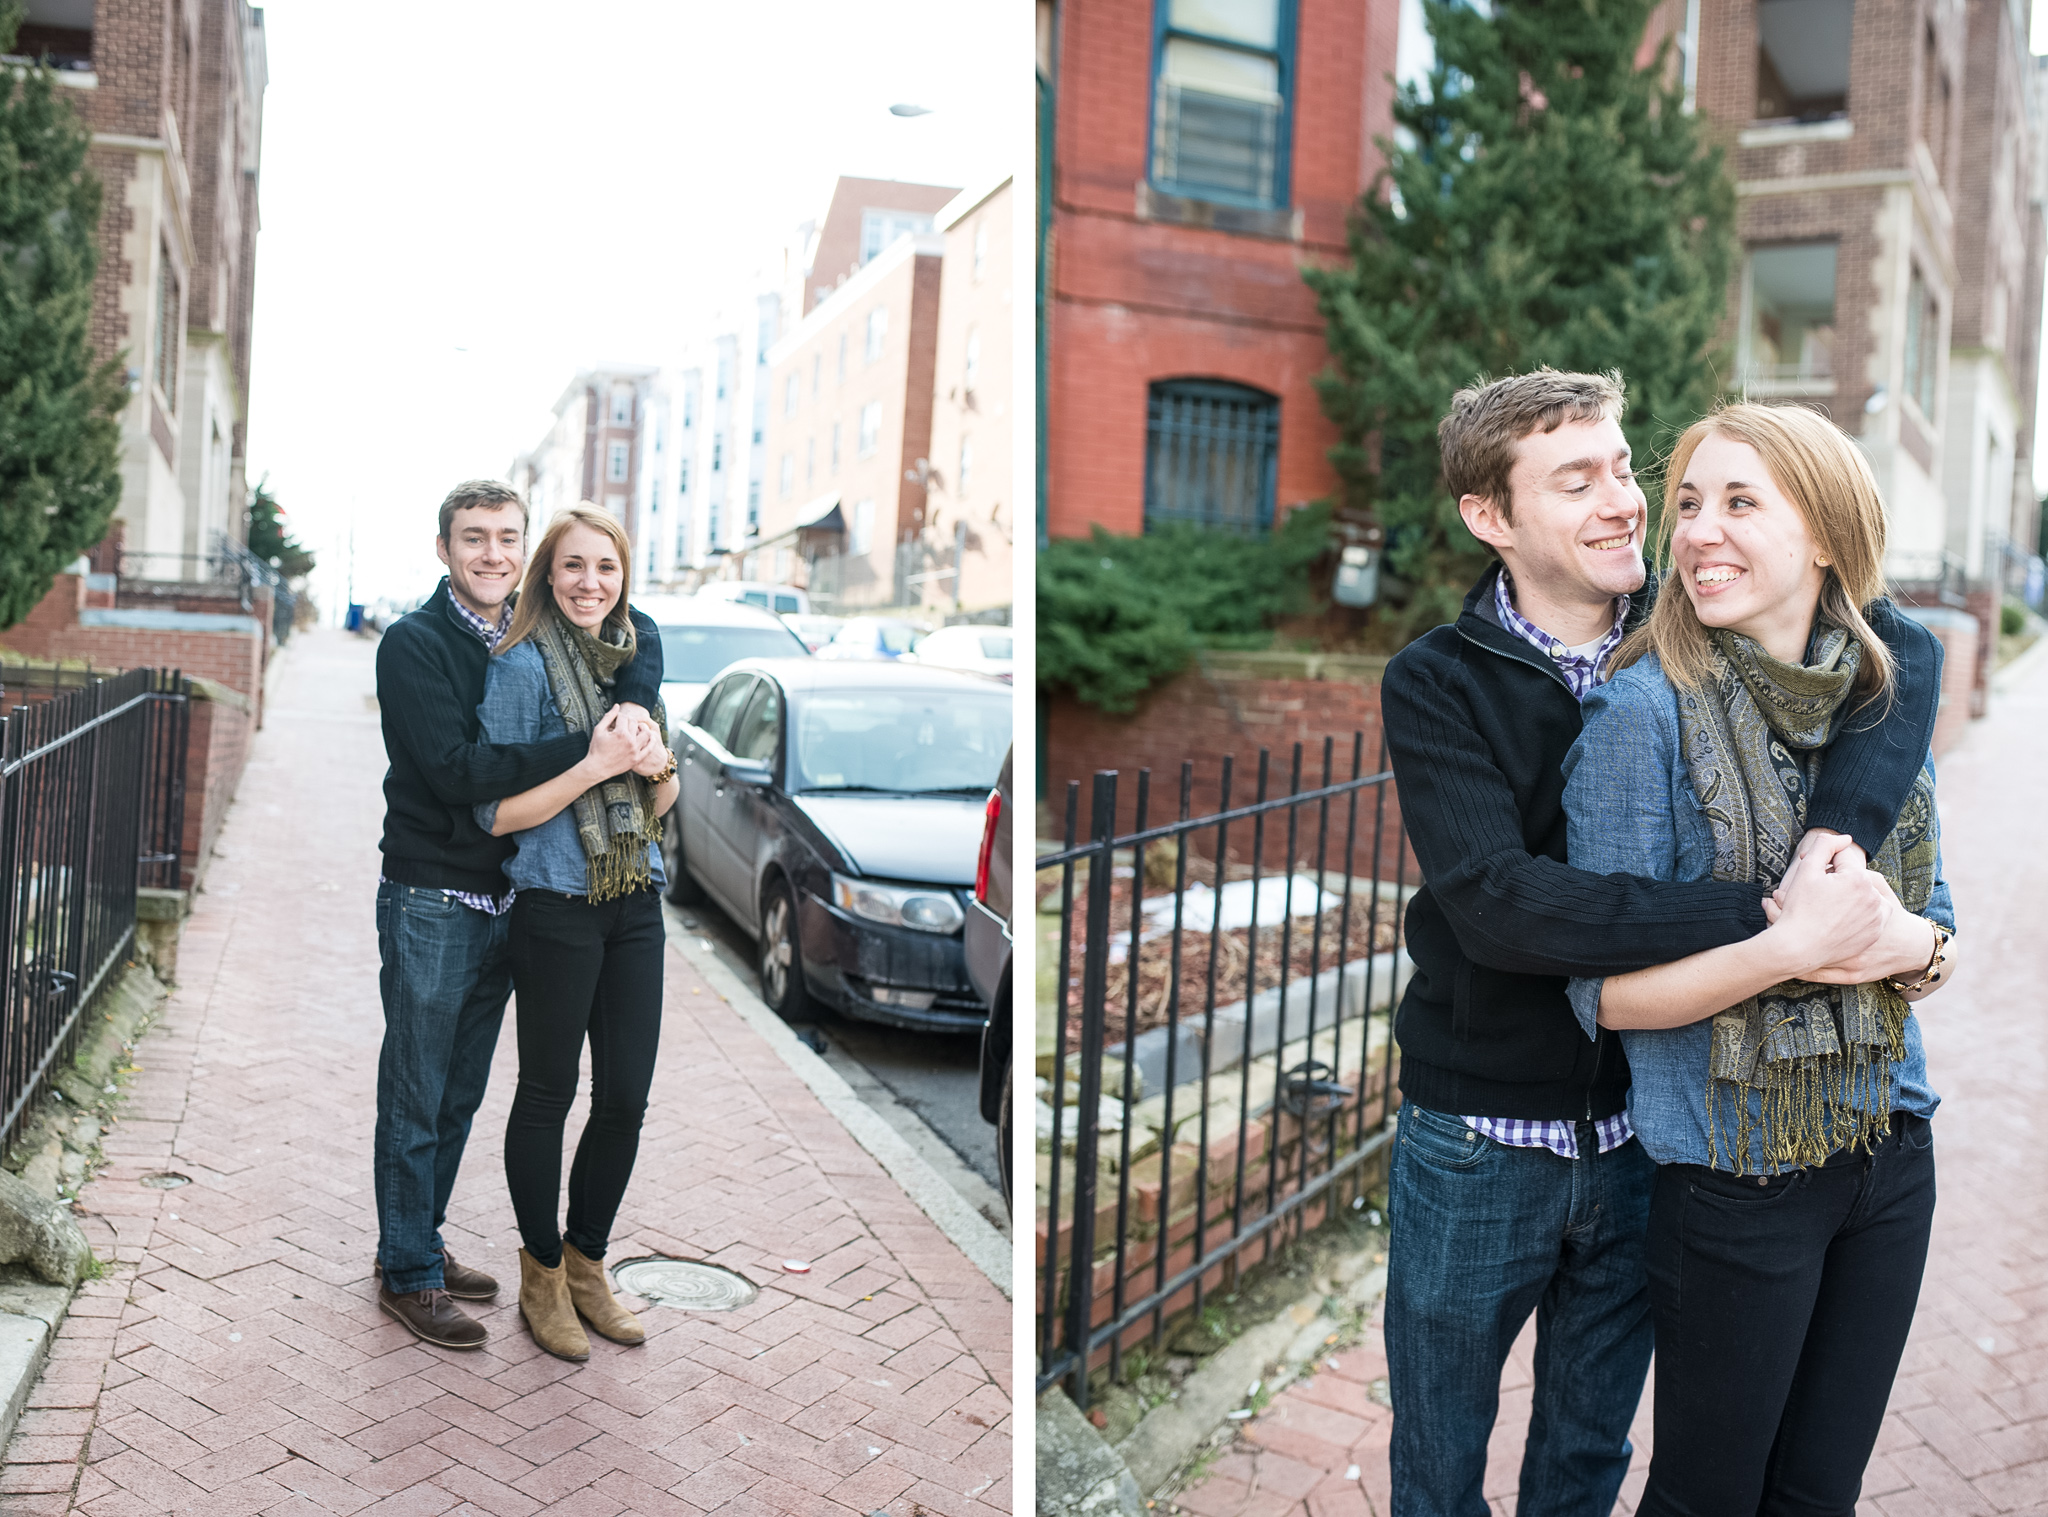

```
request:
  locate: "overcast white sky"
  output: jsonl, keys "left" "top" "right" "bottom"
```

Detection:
{"left": 244, "top": 1, "right": 1024, "bottom": 616}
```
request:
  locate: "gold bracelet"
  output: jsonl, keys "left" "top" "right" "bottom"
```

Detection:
{"left": 1886, "top": 920, "right": 1951, "bottom": 994}
{"left": 650, "top": 752, "right": 677, "bottom": 786}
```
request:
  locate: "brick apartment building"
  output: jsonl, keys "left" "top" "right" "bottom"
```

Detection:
{"left": 754, "top": 228, "right": 945, "bottom": 609}
{"left": 15, "top": 0, "right": 268, "bottom": 577}
{"left": 1668, "top": 0, "right": 2048, "bottom": 713}
{"left": 1041, "top": 0, "right": 1397, "bottom": 544}
{"left": 923, "top": 176, "right": 1018, "bottom": 615}
{"left": 508, "top": 364, "right": 659, "bottom": 554}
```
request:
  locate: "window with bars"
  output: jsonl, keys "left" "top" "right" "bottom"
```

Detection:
{"left": 1145, "top": 379, "right": 1279, "bottom": 535}
{"left": 1151, "top": 0, "right": 1293, "bottom": 209}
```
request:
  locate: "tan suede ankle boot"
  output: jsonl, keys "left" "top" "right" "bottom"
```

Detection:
{"left": 517, "top": 1248, "right": 590, "bottom": 1362}
{"left": 563, "top": 1242, "right": 645, "bottom": 1345}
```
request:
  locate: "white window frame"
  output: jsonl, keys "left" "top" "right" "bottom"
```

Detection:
{"left": 606, "top": 440, "right": 630, "bottom": 484}
{"left": 858, "top": 401, "right": 882, "bottom": 458}
{"left": 865, "top": 307, "right": 888, "bottom": 364}
{"left": 851, "top": 497, "right": 876, "bottom": 555}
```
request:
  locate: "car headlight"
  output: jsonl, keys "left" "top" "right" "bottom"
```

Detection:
{"left": 831, "top": 874, "right": 964, "bottom": 934}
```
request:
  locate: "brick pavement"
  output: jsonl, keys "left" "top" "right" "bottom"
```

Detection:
{"left": 1172, "top": 657, "right": 2048, "bottom": 1517}
{"left": 1, "top": 629, "right": 1011, "bottom": 1516}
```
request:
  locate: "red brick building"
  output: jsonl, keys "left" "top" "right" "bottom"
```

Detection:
{"left": 1042, "top": 0, "right": 1398, "bottom": 542}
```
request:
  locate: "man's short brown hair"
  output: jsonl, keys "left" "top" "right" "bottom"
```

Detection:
{"left": 1437, "top": 368, "right": 1627, "bottom": 520}
{"left": 437, "top": 479, "right": 529, "bottom": 542}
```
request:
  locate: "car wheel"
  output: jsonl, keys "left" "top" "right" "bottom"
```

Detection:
{"left": 996, "top": 1061, "right": 1012, "bottom": 1217}
{"left": 758, "top": 878, "right": 814, "bottom": 1020}
{"left": 661, "top": 810, "right": 705, "bottom": 906}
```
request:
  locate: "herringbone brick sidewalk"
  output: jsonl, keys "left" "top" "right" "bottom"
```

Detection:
{"left": 1173, "top": 656, "right": 2048, "bottom": 1517}
{"left": 1, "top": 629, "right": 1011, "bottom": 1517}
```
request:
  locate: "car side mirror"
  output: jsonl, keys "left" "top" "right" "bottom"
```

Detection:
{"left": 726, "top": 760, "right": 773, "bottom": 788}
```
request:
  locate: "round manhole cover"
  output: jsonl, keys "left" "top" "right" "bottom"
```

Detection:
{"left": 138, "top": 1172, "right": 190, "bottom": 1190}
{"left": 610, "top": 1257, "right": 758, "bottom": 1312}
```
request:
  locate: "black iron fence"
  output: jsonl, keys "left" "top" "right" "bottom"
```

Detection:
{"left": 0, "top": 668, "right": 189, "bottom": 1151}
{"left": 1037, "top": 734, "right": 1413, "bottom": 1408}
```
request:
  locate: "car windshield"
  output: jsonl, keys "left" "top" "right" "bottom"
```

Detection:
{"left": 792, "top": 686, "right": 1012, "bottom": 795}
{"left": 658, "top": 624, "right": 804, "bottom": 682}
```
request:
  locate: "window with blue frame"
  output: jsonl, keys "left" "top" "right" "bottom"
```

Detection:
{"left": 1150, "top": 0, "right": 1294, "bottom": 209}
{"left": 1144, "top": 379, "right": 1280, "bottom": 535}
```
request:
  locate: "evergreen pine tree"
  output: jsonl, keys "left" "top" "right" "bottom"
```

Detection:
{"left": 0, "top": 0, "right": 125, "bottom": 630}
{"left": 1305, "top": 0, "right": 1737, "bottom": 638}
{"left": 245, "top": 477, "right": 315, "bottom": 579}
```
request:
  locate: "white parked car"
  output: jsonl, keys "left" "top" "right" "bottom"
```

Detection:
{"left": 697, "top": 580, "right": 809, "bottom": 616}
{"left": 634, "top": 594, "right": 811, "bottom": 736}
{"left": 909, "top": 625, "right": 1014, "bottom": 682}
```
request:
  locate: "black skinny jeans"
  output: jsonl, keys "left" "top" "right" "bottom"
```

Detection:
{"left": 1638, "top": 1113, "right": 1936, "bottom": 1517}
{"left": 503, "top": 887, "right": 664, "bottom": 1269}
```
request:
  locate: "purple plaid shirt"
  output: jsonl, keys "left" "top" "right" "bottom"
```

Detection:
{"left": 380, "top": 594, "right": 516, "bottom": 917}
{"left": 1463, "top": 571, "right": 1634, "bottom": 1160}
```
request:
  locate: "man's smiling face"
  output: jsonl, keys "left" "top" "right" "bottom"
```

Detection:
{"left": 1464, "top": 415, "right": 1648, "bottom": 617}
{"left": 436, "top": 503, "right": 526, "bottom": 618}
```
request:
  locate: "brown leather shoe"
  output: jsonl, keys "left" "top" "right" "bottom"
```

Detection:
{"left": 563, "top": 1242, "right": 645, "bottom": 1346}
{"left": 440, "top": 1250, "right": 498, "bottom": 1300}
{"left": 378, "top": 1285, "right": 488, "bottom": 1350}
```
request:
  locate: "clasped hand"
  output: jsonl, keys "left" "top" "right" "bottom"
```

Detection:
{"left": 1760, "top": 830, "right": 1929, "bottom": 985}
{"left": 587, "top": 703, "right": 670, "bottom": 778}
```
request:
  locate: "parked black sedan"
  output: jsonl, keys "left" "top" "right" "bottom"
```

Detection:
{"left": 661, "top": 659, "right": 1013, "bottom": 1032}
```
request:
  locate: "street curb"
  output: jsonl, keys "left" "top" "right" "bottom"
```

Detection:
{"left": 0, "top": 1274, "right": 76, "bottom": 1453}
{"left": 1117, "top": 1248, "right": 1389, "bottom": 1497}
{"left": 659, "top": 907, "right": 1013, "bottom": 1299}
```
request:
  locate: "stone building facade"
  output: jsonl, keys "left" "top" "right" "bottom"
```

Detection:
{"left": 1672, "top": 0, "right": 2047, "bottom": 711}
{"left": 22, "top": 0, "right": 268, "bottom": 577}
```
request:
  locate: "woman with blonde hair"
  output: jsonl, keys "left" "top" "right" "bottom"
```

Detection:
{"left": 474, "top": 503, "right": 678, "bottom": 1361}
{"left": 1561, "top": 403, "right": 1962, "bottom": 1512}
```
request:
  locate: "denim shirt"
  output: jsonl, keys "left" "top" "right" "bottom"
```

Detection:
{"left": 473, "top": 641, "right": 665, "bottom": 896}
{"left": 1560, "top": 655, "right": 1949, "bottom": 1170}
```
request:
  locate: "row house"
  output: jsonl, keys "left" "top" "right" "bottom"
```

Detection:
{"left": 20, "top": 0, "right": 268, "bottom": 577}
{"left": 1675, "top": 0, "right": 2048, "bottom": 712}
{"left": 506, "top": 363, "right": 658, "bottom": 561}
{"left": 1041, "top": 0, "right": 1393, "bottom": 544}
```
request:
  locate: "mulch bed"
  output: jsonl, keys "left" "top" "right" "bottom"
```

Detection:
{"left": 1052, "top": 895, "right": 1405, "bottom": 1058}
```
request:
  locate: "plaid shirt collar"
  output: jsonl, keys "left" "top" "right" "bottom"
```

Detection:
{"left": 447, "top": 587, "right": 510, "bottom": 650}
{"left": 1493, "top": 569, "right": 1628, "bottom": 703}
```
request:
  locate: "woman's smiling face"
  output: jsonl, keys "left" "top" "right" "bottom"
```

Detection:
{"left": 1672, "top": 431, "right": 1829, "bottom": 662}
{"left": 550, "top": 522, "right": 623, "bottom": 630}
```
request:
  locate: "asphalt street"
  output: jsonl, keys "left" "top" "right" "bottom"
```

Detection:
{"left": 663, "top": 894, "right": 1010, "bottom": 1234}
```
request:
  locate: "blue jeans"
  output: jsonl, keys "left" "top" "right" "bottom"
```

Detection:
{"left": 373, "top": 883, "right": 511, "bottom": 1293}
{"left": 1385, "top": 1103, "right": 1656, "bottom": 1517}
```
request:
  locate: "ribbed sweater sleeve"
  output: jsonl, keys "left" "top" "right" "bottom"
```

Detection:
{"left": 1383, "top": 646, "right": 1769, "bottom": 978}
{"left": 1803, "top": 599, "right": 1941, "bottom": 853}
{"left": 614, "top": 606, "right": 665, "bottom": 712}
{"left": 376, "top": 621, "right": 585, "bottom": 808}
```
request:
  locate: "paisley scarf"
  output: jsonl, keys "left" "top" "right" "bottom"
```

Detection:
{"left": 529, "top": 606, "right": 667, "bottom": 902}
{"left": 1674, "top": 625, "right": 1938, "bottom": 1173}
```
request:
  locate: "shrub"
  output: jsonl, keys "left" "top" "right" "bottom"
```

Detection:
{"left": 1037, "top": 505, "right": 1331, "bottom": 712}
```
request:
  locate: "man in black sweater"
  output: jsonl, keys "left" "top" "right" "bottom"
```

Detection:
{"left": 373, "top": 480, "right": 664, "bottom": 1350}
{"left": 1379, "top": 373, "right": 1941, "bottom": 1516}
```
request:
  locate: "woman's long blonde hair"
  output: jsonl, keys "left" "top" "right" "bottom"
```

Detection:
{"left": 1615, "top": 402, "right": 1895, "bottom": 703}
{"left": 497, "top": 503, "right": 639, "bottom": 658}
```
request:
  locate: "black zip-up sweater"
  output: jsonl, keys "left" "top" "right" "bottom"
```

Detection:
{"left": 1385, "top": 564, "right": 1941, "bottom": 1122}
{"left": 376, "top": 579, "right": 665, "bottom": 895}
